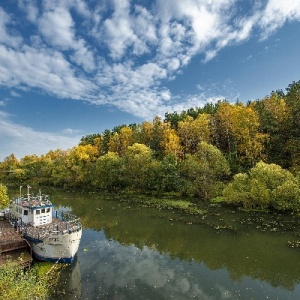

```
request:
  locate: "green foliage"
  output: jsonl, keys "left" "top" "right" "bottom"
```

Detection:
{"left": 123, "top": 143, "right": 154, "bottom": 190}
{"left": 282, "top": 81, "right": 300, "bottom": 171}
{"left": 0, "top": 260, "right": 63, "bottom": 300}
{"left": 0, "top": 184, "right": 9, "bottom": 209}
{"left": 223, "top": 162, "right": 300, "bottom": 211}
{"left": 179, "top": 142, "right": 230, "bottom": 200}
{"left": 94, "top": 152, "right": 124, "bottom": 191}
{"left": 79, "top": 133, "right": 101, "bottom": 146}
{"left": 157, "top": 154, "right": 181, "bottom": 192}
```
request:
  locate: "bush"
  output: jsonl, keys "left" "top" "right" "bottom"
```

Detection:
{"left": 222, "top": 161, "right": 300, "bottom": 211}
{"left": 0, "top": 260, "right": 64, "bottom": 300}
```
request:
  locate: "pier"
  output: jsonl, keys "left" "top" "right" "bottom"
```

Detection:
{"left": 0, "top": 218, "right": 32, "bottom": 267}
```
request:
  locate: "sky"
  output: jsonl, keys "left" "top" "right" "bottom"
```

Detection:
{"left": 0, "top": 0, "right": 300, "bottom": 161}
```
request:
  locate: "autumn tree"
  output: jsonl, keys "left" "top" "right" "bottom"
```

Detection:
{"left": 0, "top": 154, "right": 23, "bottom": 184}
{"left": 101, "top": 129, "right": 113, "bottom": 155}
{"left": 79, "top": 133, "right": 102, "bottom": 146}
{"left": 43, "top": 149, "right": 67, "bottom": 186}
{"left": 108, "top": 126, "right": 133, "bottom": 157}
{"left": 177, "top": 114, "right": 213, "bottom": 157}
{"left": 149, "top": 117, "right": 170, "bottom": 158}
{"left": 161, "top": 128, "right": 182, "bottom": 160}
{"left": 51, "top": 145, "right": 97, "bottom": 188}
{"left": 0, "top": 184, "right": 9, "bottom": 209}
{"left": 164, "top": 111, "right": 183, "bottom": 129}
{"left": 123, "top": 143, "right": 154, "bottom": 190}
{"left": 20, "top": 154, "right": 44, "bottom": 184}
{"left": 214, "top": 102, "right": 267, "bottom": 171}
{"left": 141, "top": 121, "right": 153, "bottom": 145}
{"left": 251, "top": 93, "right": 288, "bottom": 166}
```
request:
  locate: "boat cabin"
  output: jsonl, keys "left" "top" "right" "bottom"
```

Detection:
{"left": 11, "top": 194, "right": 54, "bottom": 227}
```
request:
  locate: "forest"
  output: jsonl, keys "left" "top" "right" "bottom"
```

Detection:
{"left": 0, "top": 81, "right": 300, "bottom": 212}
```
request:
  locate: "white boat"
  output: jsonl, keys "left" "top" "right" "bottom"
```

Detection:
{"left": 9, "top": 186, "right": 82, "bottom": 263}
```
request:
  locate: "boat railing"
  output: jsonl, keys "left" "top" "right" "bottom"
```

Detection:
{"left": 7, "top": 212, "right": 81, "bottom": 241}
{"left": 13, "top": 194, "right": 51, "bottom": 205}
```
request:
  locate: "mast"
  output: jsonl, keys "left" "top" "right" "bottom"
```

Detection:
{"left": 27, "top": 185, "right": 31, "bottom": 200}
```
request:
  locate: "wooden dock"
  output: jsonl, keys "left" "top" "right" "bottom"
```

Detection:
{"left": 0, "top": 219, "right": 32, "bottom": 268}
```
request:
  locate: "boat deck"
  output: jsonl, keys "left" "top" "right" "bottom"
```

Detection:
{"left": 23, "top": 217, "right": 82, "bottom": 240}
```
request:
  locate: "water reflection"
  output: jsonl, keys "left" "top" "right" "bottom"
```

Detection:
{"left": 52, "top": 256, "right": 82, "bottom": 299}
{"left": 55, "top": 228, "right": 300, "bottom": 300}
{"left": 44, "top": 191, "right": 300, "bottom": 299}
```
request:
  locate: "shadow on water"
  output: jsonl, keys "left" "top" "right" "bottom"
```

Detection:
{"left": 11, "top": 189, "right": 300, "bottom": 299}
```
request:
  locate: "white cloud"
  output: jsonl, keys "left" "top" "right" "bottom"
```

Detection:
{"left": 103, "top": 0, "right": 147, "bottom": 59}
{"left": 0, "top": 0, "right": 300, "bottom": 130}
{"left": 0, "top": 110, "right": 80, "bottom": 160}
{"left": 259, "top": 0, "right": 300, "bottom": 38}
{"left": 38, "top": 7, "right": 75, "bottom": 49}
{"left": 10, "top": 91, "right": 21, "bottom": 97}
{"left": 70, "top": 39, "right": 96, "bottom": 72}
{"left": 0, "top": 44, "right": 96, "bottom": 99}
{"left": 0, "top": 7, "right": 23, "bottom": 48}
{"left": 62, "top": 128, "right": 81, "bottom": 135}
{"left": 18, "top": 0, "right": 39, "bottom": 22}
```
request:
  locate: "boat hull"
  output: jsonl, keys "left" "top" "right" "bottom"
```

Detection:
{"left": 26, "top": 228, "right": 82, "bottom": 263}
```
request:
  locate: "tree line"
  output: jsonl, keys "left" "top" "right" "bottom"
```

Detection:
{"left": 1, "top": 81, "right": 300, "bottom": 211}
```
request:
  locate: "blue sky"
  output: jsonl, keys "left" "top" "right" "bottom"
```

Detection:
{"left": 0, "top": 0, "right": 300, "bottom": 161}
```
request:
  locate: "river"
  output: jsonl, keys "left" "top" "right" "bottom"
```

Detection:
{"left": 33, "top": 190, "right": 300, "bottom": 299}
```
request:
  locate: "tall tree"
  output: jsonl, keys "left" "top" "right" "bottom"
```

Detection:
{"left": 177, "top": 116, "right": 199, "bottom": 156}
{"left": 178, "top": 114, "right": 213, "bottom": 156}
{"left": 139, "top": 121, "right": 153, "bottom": 147}
{"left": 108, "top": 126, "right": 133, "bottom": 157}
{"left": 251, "top": 93, "right": 288, "bottom": 166}
{"left": 214, "top": 102, "right": 267, "bottom": 171}
{"left": 284, "top": 80, "right": 300, "bottom": 171}
{"left": 149, "top": 117, "right": 170, "bottom": 158}
{"left": 161, "top": 128, "right": 182, "bottom": 160}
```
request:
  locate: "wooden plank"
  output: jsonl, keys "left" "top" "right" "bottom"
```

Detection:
{"left": 0, "top": 219, "right": 32, "bottom": 268}
{"left": 0, "top": 219, "right": 27, "bottom": 253}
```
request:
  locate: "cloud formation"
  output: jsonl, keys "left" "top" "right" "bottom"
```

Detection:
{"left": 1, "top": 1, "right": 300, "bottom": 120}
{"left": 0, "top": 110, "right": 81, "bottom": 160}
{"left": 78, "top": 231, "right": 231, "bottom": 299}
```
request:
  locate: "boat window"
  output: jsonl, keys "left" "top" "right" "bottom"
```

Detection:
{"left": 23, "top": 210, "right": 28, "bottom": 215}
{"left": 46, "top": 208, "right": 50, "bottom": 213}
{"left": 41, "top": 208, "right": 45, "bottom": 213}
{"left": 36, "top": 210, "right": 40, "bottom": 215}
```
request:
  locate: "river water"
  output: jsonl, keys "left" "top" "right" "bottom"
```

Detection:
{"left": 43, "top": 191, "right": 300, "bottom": 299}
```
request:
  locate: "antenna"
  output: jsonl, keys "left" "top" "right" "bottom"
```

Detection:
{"left": 27, "top": 185, "right": 31, "bottom": 200}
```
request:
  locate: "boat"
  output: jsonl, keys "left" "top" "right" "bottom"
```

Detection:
{"left": 9, "top": 186, "right": 82, "bottom": 263}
